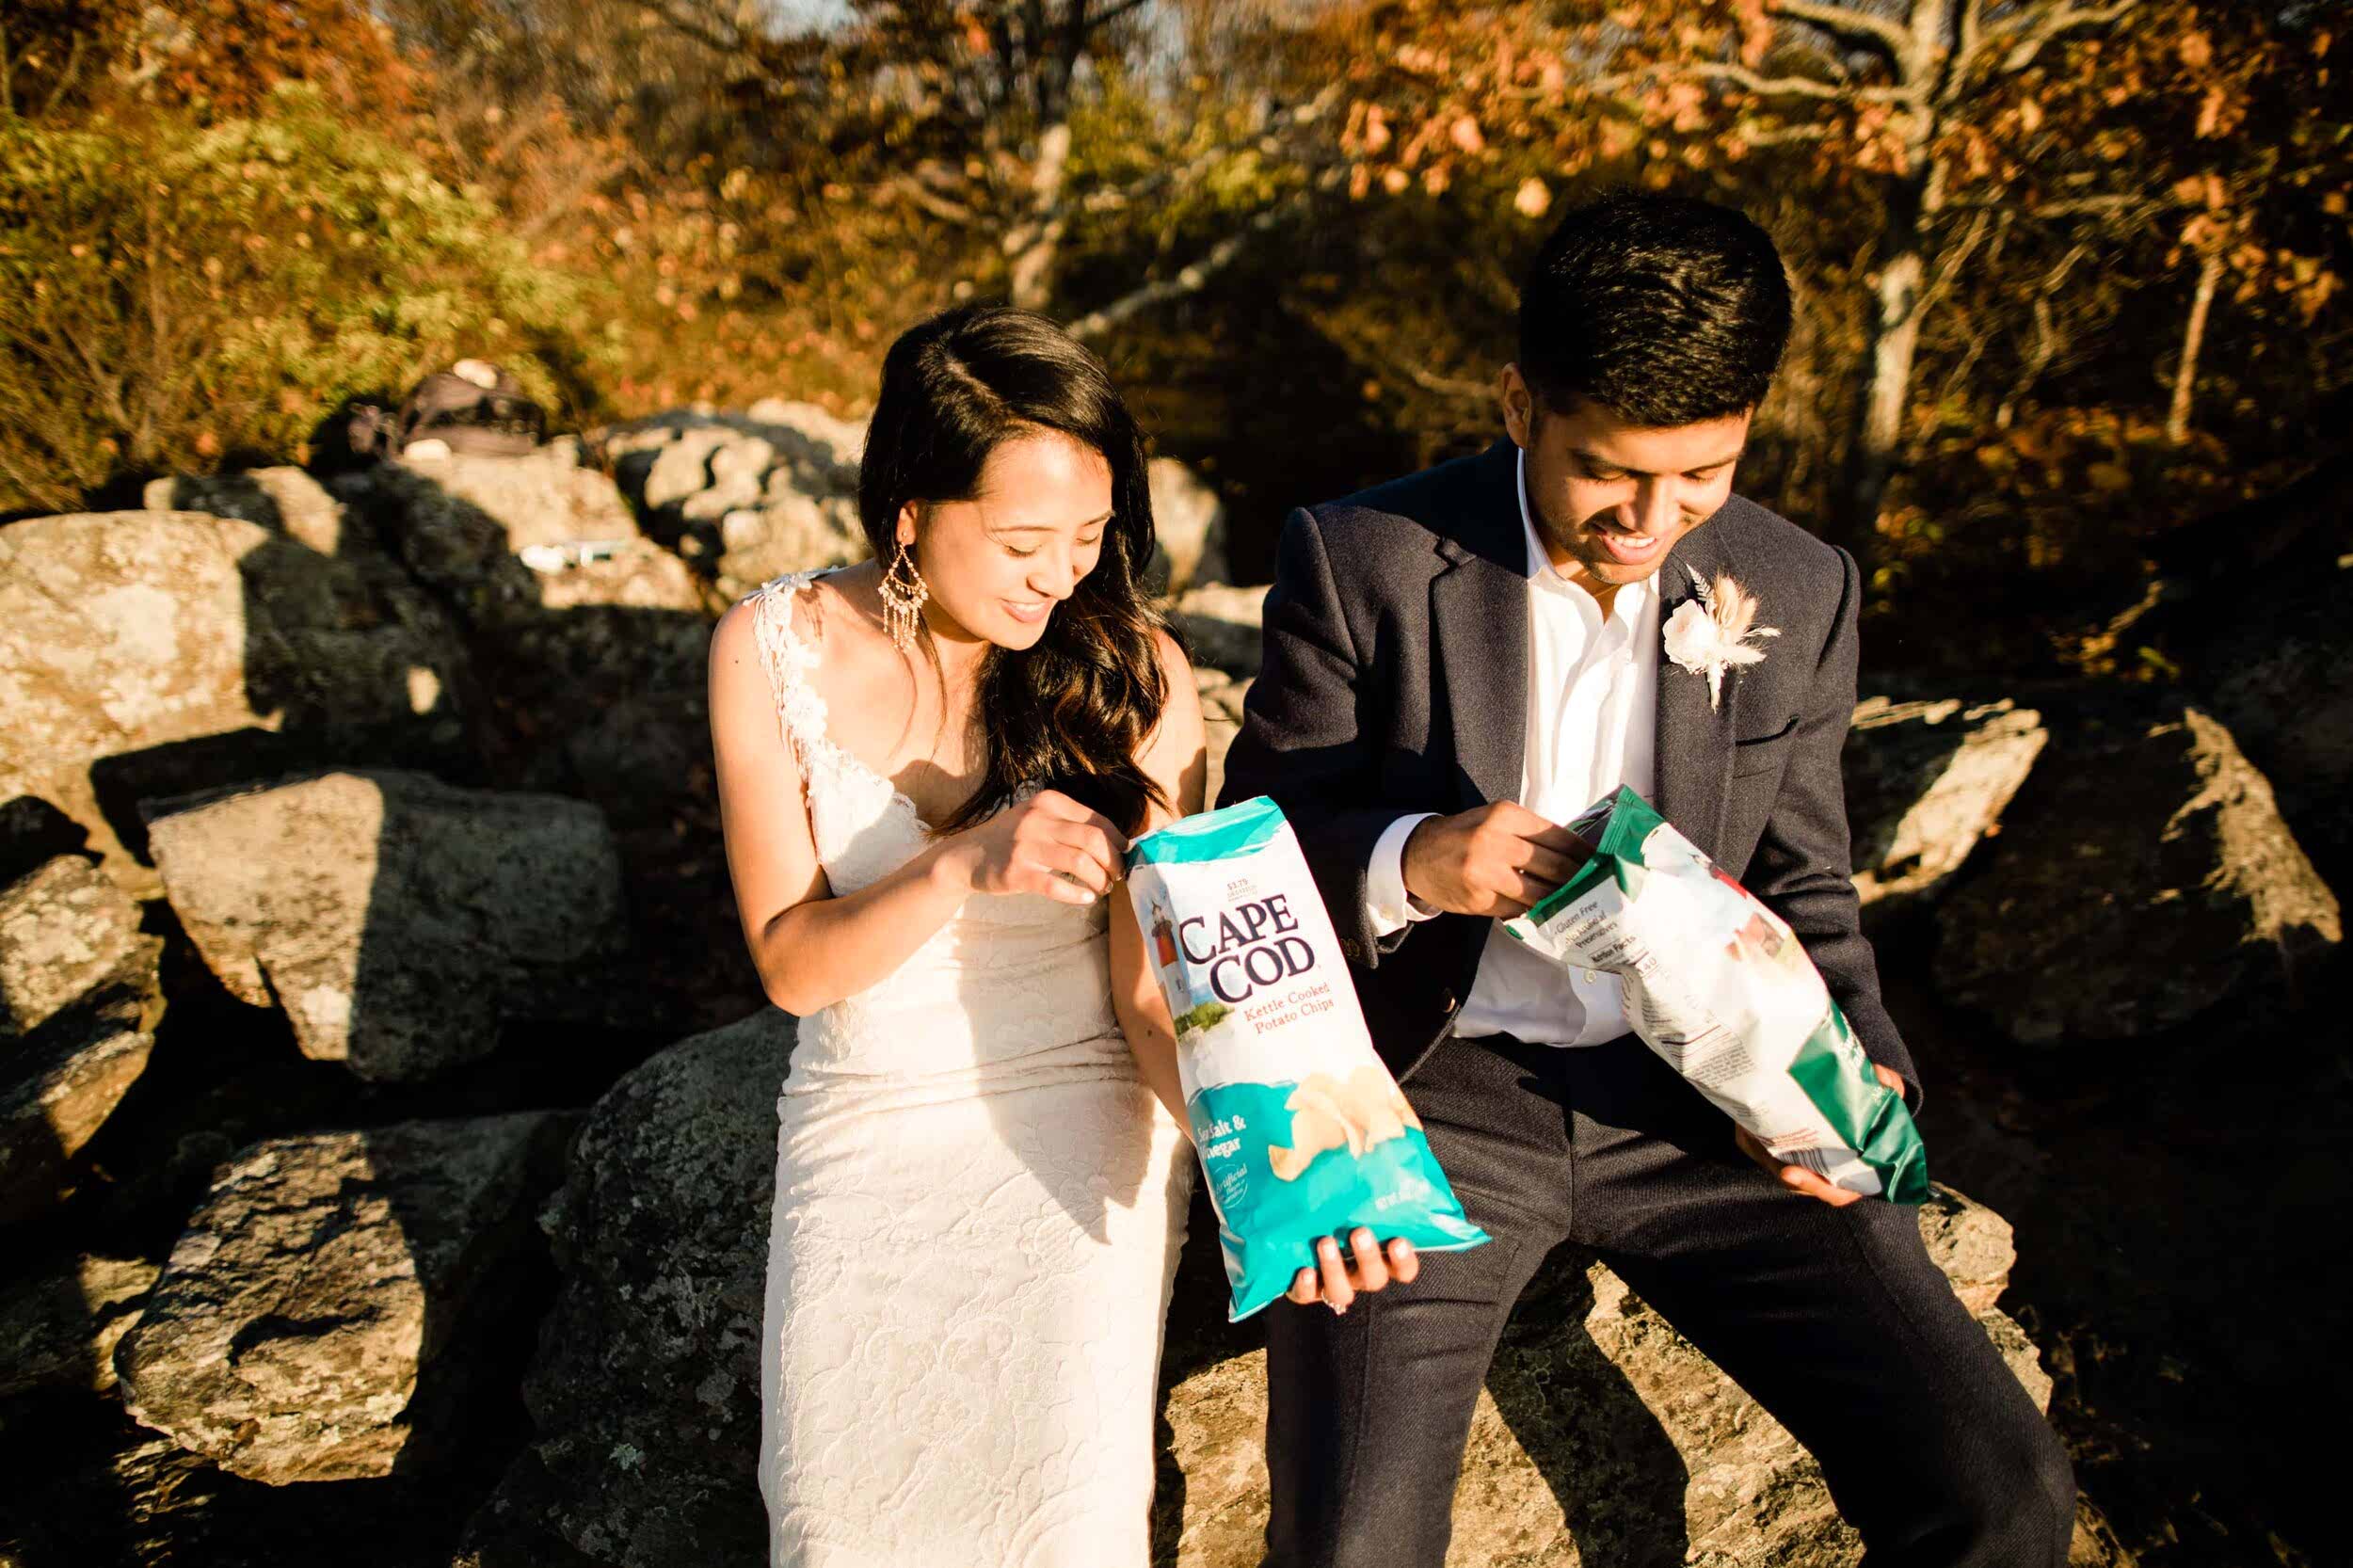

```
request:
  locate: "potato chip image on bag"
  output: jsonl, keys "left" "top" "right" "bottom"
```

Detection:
{"left": 1127, "top": 797, "right": 1491, "bottom": 1320}
{"left": 1502, "top": 787, "right": 1929, "bottom": 1202}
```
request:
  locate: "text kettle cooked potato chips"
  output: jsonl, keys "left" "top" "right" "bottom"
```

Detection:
{"left": 1502, "top": 788, "right": 1929, "bottom": 1203}
{"left": 1126, "top": 797, "right": 1491, "bottom": 1320}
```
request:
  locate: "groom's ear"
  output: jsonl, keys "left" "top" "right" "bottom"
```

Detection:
{"left": 1500, "top": 363, "right": 1534, "bottom": 448}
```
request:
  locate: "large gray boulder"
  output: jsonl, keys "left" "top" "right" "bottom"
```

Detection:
{"left": 461, "top": 1012, "right": 2047, "bottom": 1568}
{"left": 145, "top": 466, "right": 349, "bottom": 556}
{"left": 1149, "top": 456, "right": 1229, "bottom": 594}
{"left": 391, "top": 439, "right": 643, "bottom": 555}
{"left": 0, "top": 1253, "right": 158, "bottom": 1397}
{"left": 0, "top": 509, "right": 469, "bottom": 894}
{"left": 1195, "top": 669, "right": 1254, "bottom": 811}
{"left": 328, "top": 450, "right": 714, "bottom": 823}
{"left": 146, "top": 770, "right": 630, "bottom": 1082}
{"left": 599, "top": 408, "right": 866, "bottom": 598}
{"left": 1934, "top": 703, "right": 2341, "bottom": 1044}
{"left": 1844, "top": 696, "right": 2047, "bottom": 908}
{"left": 461, "top": 1011, "right": 791, "bottom": 1566}
{"left": 114, "top": 1111, "right": 574, "bottom": 1484}
{"left": 1, "top": 855, "right": 147, "bottom": 1038}
{"left": 0, "top": 855, "right": 165, "bottom": 1224}
{"left": 1169, "top": 583, "right": 1269, "bottom": 681}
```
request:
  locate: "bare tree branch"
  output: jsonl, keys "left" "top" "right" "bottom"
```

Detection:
{"left": 1992, "top": 0, "right": 2138, "bottom": 72}
{"left": 636, "top": 0, "right": 751, "bottom": 58}
{"left": 1744, "top": 121, "right": 1835, "bottom": 144}
{"left": 1083, "top": 0, "right": 1155, "bottom": 28}
{"left": 1687, "top": 62, "right": 1913, "bottom": 103}
{"left": 1913, "top": 207, "right": 1994, "bottom": 326}
{"left": 1769, "top": 0, "right": 1916, "bottom": 65}
{"left": 883, "top": 176, "right": 983, "bottom": 226}
{"left": 1065, "top": 193, "right": 1308, "bottom": 341}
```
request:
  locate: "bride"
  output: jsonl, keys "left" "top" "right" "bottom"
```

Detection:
{"left": 706, "top": 304, "right": 1203, "bottom": 1565}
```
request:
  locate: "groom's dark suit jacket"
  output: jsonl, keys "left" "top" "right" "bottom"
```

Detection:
{"left": 1217, "top": 438, "right": 1917, "bottom": 1099}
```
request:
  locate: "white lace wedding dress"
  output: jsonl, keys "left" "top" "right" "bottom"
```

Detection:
{"left": 748, "top": 569, "right": 1194, "bottom": 1567}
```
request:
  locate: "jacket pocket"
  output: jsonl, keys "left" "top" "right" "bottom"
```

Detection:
{"left": 1731, "top": 712, "right": 1801, "bottom": 776}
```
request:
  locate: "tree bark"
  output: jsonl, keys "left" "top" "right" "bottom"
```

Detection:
{"left": 2166, "top": 249, "right": 2224, "bottom": 447}
{"left": 1006, "top": 119, "right": 1073, "bottom": 310}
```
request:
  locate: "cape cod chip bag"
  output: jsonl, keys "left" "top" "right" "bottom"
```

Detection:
{"left": 1502, "top": 787, "right": 1929, "bottom": 1203}
{"left": 1126, "top": 796, "right": 1492, "bottom": 1320}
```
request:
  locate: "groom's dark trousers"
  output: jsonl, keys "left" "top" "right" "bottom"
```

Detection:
{"left": 1259, "top": 1031, "right": 2074, "bottom": 1567}
{"left": 1220, "top": 441, "right": 2073, "bottom": 1567}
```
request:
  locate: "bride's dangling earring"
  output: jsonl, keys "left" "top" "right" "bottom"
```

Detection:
{"left": 879, "top": 538, "right": 929, "bottom": 653}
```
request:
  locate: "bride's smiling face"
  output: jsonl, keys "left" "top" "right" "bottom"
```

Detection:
{"left": 898, "top": 429, "right": 1114, "bottom": 652}
{"left": 1501, "top": 363, "right": 1751, "bottom": 592}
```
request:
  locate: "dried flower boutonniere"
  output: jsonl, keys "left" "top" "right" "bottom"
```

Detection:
{"left": 1661, "top": 567, "right": 1780, "bottom": 711}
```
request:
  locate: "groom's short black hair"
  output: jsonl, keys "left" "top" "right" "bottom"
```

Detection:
{"left": 1518, "top": 190, "right": 1791, "bottom": 427}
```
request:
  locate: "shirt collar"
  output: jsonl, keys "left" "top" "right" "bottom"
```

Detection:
{"left": 1516, "top": 446, "right": 1652, "bottom": 626}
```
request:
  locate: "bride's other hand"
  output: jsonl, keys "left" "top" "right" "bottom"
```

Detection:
{"left": 941, "top": 789, "right": 1125, "bottom": 904}
{"left": 1286, "top": 1229, "right": 1420, "bottom": 1314}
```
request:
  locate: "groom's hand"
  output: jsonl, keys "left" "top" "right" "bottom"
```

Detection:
{"left": 1287, "top": 1228, "right": 1420, "bottom": 1314}
{"left": 1734, "top": 1064, "right": 1909, "bottom": 1207}
{"left": 1401, "top": 803, "right": 1592, "bottom": 920}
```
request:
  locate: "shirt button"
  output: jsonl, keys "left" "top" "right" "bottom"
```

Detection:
{"left": 1578, "top": 969, "right": 1599, "bottom": 984}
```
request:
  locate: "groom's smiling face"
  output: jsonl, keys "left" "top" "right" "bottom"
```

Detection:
{"left": 1501, "top": 364, "right": 1752, "bottom": 596}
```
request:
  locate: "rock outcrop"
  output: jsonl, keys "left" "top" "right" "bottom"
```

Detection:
{"left": 114, "top": 1111, "right": 574, "bottom": 1484}
{"left": 0, "top": 1254, "right": 157, "bottom": 1398}
{"left": 1149, "top": 456, "right": 1230, "bottom": 594}
{"left": 1, "top": 855, "right": 148, "bottom": 1037}
{"left": 1844, "top": 696, "right": 2047, "bottom": 907}
{"left": 146, "top": 466, "right": 351, "bottom": 556}
{"left": 598, "top": 408, "right": 866, "bottom": 599}
{"left": 1195, "top": 668, "right": 1254, "bottom": 810}
{"left": 1168, "top": 583, "right": 1270, "bottom": 682}
{"left": 1934, "top": 703, "right": 2341, "bottom": 1044}
{"left": 461, "top": 1012, "right": 790, "bottom": 1565}
{"left": 0, "top": 855, "right": 165, "bottom": 1224}
{"left": 465, "top": 1011, "right": 2049, "bottom": 1568}
{"left": 146, "top": 771, "right": 629, "bottom": 1082}
{"left": 1158, "top": 1186, "right": 2047, "bottom": 1568}
{"left": 0, "top": 510, "right": 469, "bottom": 894}
{"left": 389, "top": 440, "right": 643, "bottom": 554}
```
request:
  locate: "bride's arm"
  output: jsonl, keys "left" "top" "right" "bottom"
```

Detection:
{"left": 711, "top": 602, "right": 969, "bottom": 1015}
{"left": 711, "top": 602, "right": 1119, "bottom": 1016}
{"left": 1108, "top": 631, "right": 1209, "bottom": 1133}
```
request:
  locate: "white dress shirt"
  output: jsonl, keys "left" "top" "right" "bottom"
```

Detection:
{"left": 1363, "top": 447, "right": 1659, "bottom": 1048}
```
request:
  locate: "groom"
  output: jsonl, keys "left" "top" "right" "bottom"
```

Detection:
{"left": 1217, "top": 191, "right": 2074, "bottom": 1566}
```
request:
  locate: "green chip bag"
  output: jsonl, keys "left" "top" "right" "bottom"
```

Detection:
{"left": 1126, "top": 797, "right": 1492, "bottom": 1320}
{"left": 1503, "top": 787, "right": 1929, "bottom": 1203}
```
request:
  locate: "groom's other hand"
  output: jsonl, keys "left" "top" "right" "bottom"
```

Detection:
{"left": 1401, "top": 803, "right": 1591, "bottom": 920}
{"left": 1733, "top": 1064, "right": 1909, "bottom": 1207}
{"left": 1286, "top": 1229, "right": 1421, "bottom": 1314}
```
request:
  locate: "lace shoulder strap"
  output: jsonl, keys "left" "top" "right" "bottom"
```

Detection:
{"left": 746, "top": 568, "right": 838, "bottom": 763}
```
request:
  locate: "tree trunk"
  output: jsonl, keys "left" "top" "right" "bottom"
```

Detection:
{"left": 1844, "top": 237, "right": 1925, "bottom": 551}
{"left": 1007, "top": 120, "right": 1072, "bottom": 311}
{"left": 2166, "top": 249, "right": 2224, "bottom": 447}
{"left": 1828, "top": 0, "right": 1967, "bottom": 562}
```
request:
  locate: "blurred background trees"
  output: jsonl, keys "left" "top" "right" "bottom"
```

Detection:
{"left": 2, "top": 0, "right": 2345, "bottom": 669}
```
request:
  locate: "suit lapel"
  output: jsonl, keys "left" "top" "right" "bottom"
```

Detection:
{"left": 1429, "top": 441, "right": 1530, "bottom": 811}
{"left": 1652, "top": 517, "right": 1744, "bottom": 863}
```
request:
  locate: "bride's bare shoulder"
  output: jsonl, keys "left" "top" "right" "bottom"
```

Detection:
{"left": 795, "top": 562, "right": 886, "bottom": 654}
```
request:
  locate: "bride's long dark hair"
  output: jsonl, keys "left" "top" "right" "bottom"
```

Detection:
{"left": 858, "top": 304, "right": 1170, "bottom": 839}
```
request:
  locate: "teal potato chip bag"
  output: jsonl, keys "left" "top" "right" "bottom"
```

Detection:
{"left": 1502, "top": 787, "right": 1929, "bottom": 1203}
{"left": 1125, "top": 797, "right": 1491, "bottom": 1320}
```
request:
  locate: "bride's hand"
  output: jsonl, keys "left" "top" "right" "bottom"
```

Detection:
{"left": 939, "top": 790, "right": 1126, "bottom": 905}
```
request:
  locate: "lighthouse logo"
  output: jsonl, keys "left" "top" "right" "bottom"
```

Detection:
{"left": 1148, "top": 893, "right": 1218, "bottom": 1019}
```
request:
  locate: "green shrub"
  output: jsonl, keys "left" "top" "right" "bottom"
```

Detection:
{"left": 0, "top": 83, "right": 616, "bottom": 513}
